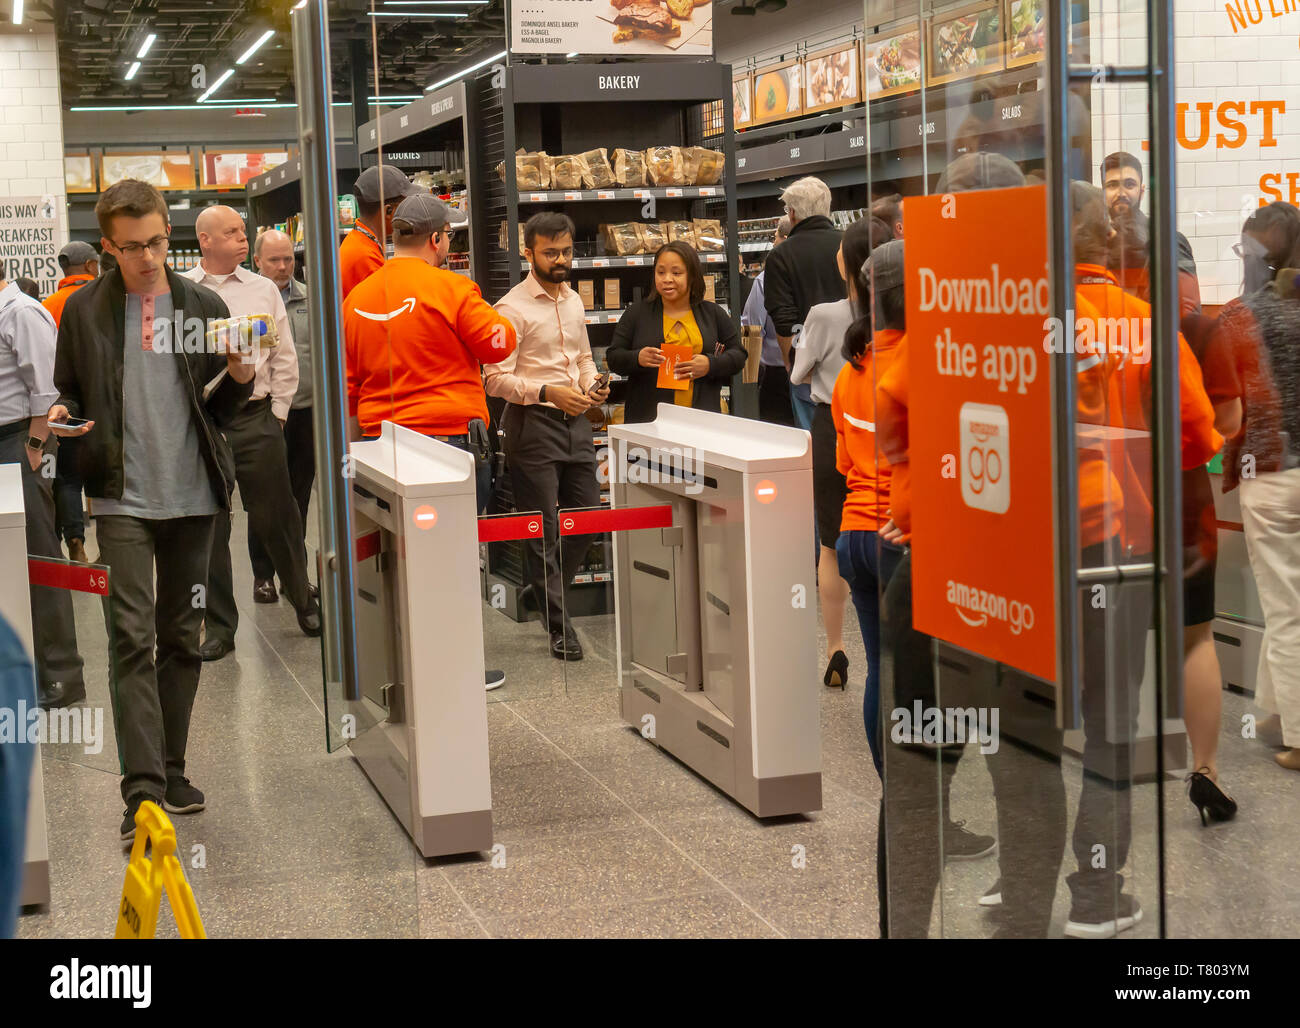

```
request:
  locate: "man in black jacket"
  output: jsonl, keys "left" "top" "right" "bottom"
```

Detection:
{"left": 763, "top": 176, "right": 844, "bottom": 371}
{"left": 48, "top": 179, "right": 255, "bottom": 841}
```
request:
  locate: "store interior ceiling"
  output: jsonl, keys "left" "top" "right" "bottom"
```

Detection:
{"left": 43, "top": 0, "right": 508, "bottom": 109}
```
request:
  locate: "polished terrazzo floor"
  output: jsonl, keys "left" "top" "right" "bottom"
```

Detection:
{"left": 17, "top": 500, "right": 1300, "bottom": 938}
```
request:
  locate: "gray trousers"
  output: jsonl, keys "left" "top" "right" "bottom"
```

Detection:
{"left": 97, "top": 514, "right": 214, "bottom": 803}
{"left": 0, "top": 432, "right": 83, "bottom": 689}
{"left": 205, "top": 398, "right": 312, "bottom": 644}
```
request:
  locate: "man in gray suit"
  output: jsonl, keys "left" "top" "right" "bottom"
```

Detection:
{"left": 249, "top": 229, "right": 316, "bottom": 599}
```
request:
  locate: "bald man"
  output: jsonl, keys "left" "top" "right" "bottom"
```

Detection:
{"left": 183, "top": 206, "right": 320, "bottom": 659}
{"left": 250, "top": 229, "right": 315, "bottom": 593}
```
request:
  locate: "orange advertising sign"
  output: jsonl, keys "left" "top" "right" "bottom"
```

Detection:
{"left": 906, "top": 184, "right": 1056, "bottom": 680}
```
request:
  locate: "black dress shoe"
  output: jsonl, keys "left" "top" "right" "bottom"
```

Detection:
{"left": 550, "top": 626, "right": 583, "bottom": 661}
{"left": 253, "top": 578, "right": 278, "bottom": 603}
{"left": 296, "top": 600, "right": 322, "bottom": 638}
{"left": 199, "top": 637, "right": 234, "bottom": 661}
{"left": 38, "top": 679, "right": 86, "bottom": 709}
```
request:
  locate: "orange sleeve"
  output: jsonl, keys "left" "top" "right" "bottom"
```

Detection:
{"left": 343, "top": 301, "right": 362, "bottom": 418}
{"left": 454, "top": 280, "right": 518, "bottom": 366}
{"left": 875, "top": 337, "right": 909, "bottom": 468}
{"left": 1176, "top": 333, "right": 1223, "bottom": 469}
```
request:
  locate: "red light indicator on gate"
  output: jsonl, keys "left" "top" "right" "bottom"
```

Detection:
{"left": 754, "top": 480, "right": 777, "bottom": 504}
{"left": 413, "top": 505, "right": 438, "bottom": 529}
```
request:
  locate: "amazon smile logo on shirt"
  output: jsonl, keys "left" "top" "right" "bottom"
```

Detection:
{"left": 352, "top": 297, "right": 417, "bottom": 322}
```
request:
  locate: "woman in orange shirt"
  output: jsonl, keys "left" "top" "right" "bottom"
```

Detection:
{"left": 832, "top": 232, "right": 905, "bottom": 773}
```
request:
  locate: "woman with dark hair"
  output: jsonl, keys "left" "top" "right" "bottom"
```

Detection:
{"left": 1219, "top": 201, "right": 1300, "bottom": 772}
{"left": 606, "top": 241, "right": 747, "bottom": 424}
{"left": 831, "top": 237, "right": 907, "bottom": 772}
{"left": 791, "top": 217, "right": 878, "bottom": 689}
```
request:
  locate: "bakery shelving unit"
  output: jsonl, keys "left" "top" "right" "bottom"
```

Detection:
{"left": 354, "top": 81, "right": 482, "bottom": 282}
{"left": 246, "top": 143, "right": 361, "bottom": 277}
{"left": 471, "top": 59, "right": 744, "bottom": 620}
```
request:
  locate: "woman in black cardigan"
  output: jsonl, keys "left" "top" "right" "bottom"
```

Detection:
{"left": 606, "top": 241, "right": 748, "bottom": 424}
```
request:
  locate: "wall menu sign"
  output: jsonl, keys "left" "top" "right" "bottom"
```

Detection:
{"left": 0, "top": 196, "right": 61, "bottom": 298}
{"left": 906, "top": 185, "right": 1057, "bottom": 682}
{"left": 510, "top": 0, "right": 715, "bottom": 57}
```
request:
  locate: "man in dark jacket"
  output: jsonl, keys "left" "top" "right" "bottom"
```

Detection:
{"left": 763, "top": 176, "right": 844, "bottom": 373}
{"left": 48, "top": 179, "right": 255, "bottom": 841}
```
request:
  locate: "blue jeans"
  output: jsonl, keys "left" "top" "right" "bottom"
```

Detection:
{"left": 790, "top": 383, "right": 816, "bottom": 434}
{"left": 836, "top": 529, "right": 904, "bottom": 775}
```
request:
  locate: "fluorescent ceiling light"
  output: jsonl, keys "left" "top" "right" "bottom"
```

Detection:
{"left": 567, "top": 52, "right": 578, "bottom": 57}
{"left": 236, "top": 29, "right": 275, "bottom": 64}
{"left": 125, "top": 61, "right": 141, "bottom": 80}
{"left": 137, "top": 33, "right": 157, "bottom": 58}
{"left": 197, "top": 68, "right": 234, "bottom": 102}
{"left": 426, "top": 49, "right": 506, "bottom": 91}
{"left": 384, "top": 1, "right": 487, "bottom": 4}
{"left": 72, "top": 103, "right": 299, "bottom": 112}
{"left": 368, "top": 10, "right": 467, "bottom": 15}
{"left": 11, "top": 1, "right": 21, "bottom": 27}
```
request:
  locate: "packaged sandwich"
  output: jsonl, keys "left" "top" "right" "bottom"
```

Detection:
{"left": 644, "top": 145, "right": 686, "bottom": 186}
{"left": 549, "top": 153, "right": 589, "bottom": 190}
{"left": 693, "top": 218, "right": 725, "bottom": 252}
{"left": 682, "top": 146, "right": 725, "bottom": 185}
{"left": 206, "top": 314, "right": 279, "bottom": 356}
{"left": 579, "top": 147, "right": 616, "bottom": 189}
{"left": 636, "top": 221, "right": 667, "bottom": 254}
{"left": 612, "top": 147, "right": 646, "bottom": 187}
{"left": 666, "top": 220, "right": 698, "bottom": 249}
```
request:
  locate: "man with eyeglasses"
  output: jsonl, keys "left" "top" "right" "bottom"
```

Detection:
{"left": 48, "top": 179, "right": 255, "bottom": 840}
{"left": 184, "top": 205, "right": 320, "bottom": 661}
{"left": 486, "top": 211, "right": 609, "bottom": 662}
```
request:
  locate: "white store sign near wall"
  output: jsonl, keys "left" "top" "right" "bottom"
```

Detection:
{"left": 0, "top": 196, "right": 61, "bottom": 298}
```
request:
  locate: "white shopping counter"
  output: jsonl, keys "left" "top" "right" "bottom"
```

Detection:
{"left": 608, "top": 405, "right": 822, "bottom": 816}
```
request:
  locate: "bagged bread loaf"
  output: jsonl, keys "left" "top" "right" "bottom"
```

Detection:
{"left": 666, "top": 220, "right": 698, "bottom": 248}
{"left": 549, "top": 153, "right": 589, "bottom": 190}
{"left": 644, "top": 145, "right": 686, "bottom": 186}
{"left": 637, "top": 221, "right": 667, "bottom": 254}
{"left": 693, "top": 218, "right": 725, "bottom": 252}
{"left": 612, "top": 147, "right": 646, "bottom": 187}
{"left": 681, "top": 146, "right": 725, "bottom": 185}
{"left": 601, "top": 222, "right": 642, "bottom": 256}
{"left": 502, "top": 149, "right": 551, "bottom": 190}
{"left": 579, "top": 148, "right": 616, "bottom": 189}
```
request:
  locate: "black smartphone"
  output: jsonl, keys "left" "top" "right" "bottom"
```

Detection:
{"left": 590, "top": 372, "right": 611, "bottom": 395}
{"left": 48, "top": 416, "right": 91, "bottom": 430}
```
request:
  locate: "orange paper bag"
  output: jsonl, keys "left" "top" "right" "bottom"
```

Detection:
{"left": 656, "top": 343, "right": 694, "bottom": 390}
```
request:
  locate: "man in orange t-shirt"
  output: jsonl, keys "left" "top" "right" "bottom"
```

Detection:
{"left": 339, "top": 165, "right": 418, "bottom": 301}
{"left": 344, "top": 193, "right": 517, "bottom": 506}
{"left": 42, "top": 241, "right": 100, "bottom": 563}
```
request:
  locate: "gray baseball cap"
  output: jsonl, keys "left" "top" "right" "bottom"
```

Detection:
{"left": 354, "top": 164, "right": 419, "bottom": 205}
{"left": 936, "top": 152, "right": 1026, "bottom": 194}
{"left": 58, "top": 240, "right": 98, "bottom": 271}
{"left": 865, "top": 239, "right": 904, "bottom": 291}
{"left": 393, "top": 193, "right": 457, "bottom": 234}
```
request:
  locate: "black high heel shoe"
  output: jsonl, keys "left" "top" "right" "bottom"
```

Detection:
{"left": 823, "top": 650, "right": 848, "bottom": 689}
{"left": 1186, "top": 768, "right": 1237, "bottom": 826}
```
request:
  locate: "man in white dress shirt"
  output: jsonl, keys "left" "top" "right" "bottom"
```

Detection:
{"left": 183, "top": 206, "right": 320, "bottom": 659}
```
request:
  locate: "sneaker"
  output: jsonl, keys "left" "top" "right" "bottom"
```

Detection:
{"left": 485, "top": 669, "right": 506, "bottom": 692}
{"left": 944, "top": 820, "right": 997, "bottom": 861}
{"left": 120, "top": 793, "right": 151, "bottom": 842}
{"left": 163, "top": 776, "right": 205, "bottom": 814}
{"left": 979, "top": 879, "right": 1002, "bottom": 907}
{"left": 1064, "top": 894, "right": 1143, "bottom": 939}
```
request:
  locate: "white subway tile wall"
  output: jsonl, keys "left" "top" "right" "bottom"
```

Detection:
{"left": 0, "top": 27, "right": 69, "bottom": 279}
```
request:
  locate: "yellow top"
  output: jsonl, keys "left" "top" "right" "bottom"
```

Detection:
{"left": 663, "top": 309, "right": 704, "bottom": 407}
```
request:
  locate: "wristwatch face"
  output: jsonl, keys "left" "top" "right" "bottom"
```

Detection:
{"left": 27, "top": 436, "right": 43, "bottom": 450}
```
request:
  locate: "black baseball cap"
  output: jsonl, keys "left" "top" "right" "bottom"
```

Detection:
{"left": 354, "top": 164, "right": 419, "bottom": 205}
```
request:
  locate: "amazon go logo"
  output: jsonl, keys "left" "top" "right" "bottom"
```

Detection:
{"left": 946, "top": 580, "right": 1036, "bottom": 636}
{"left": 959, "top": 402, "right": 1010, "bottom": 514}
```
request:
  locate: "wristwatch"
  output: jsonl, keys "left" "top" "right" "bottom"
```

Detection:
{"left": 25, "top": 436, "right": 43, "bottom": 451}
{"left": 539, "top": 385, "right": 548, "bottom": 404}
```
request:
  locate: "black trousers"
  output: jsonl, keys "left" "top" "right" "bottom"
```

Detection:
{"left": 247, "top": 405, "right": 315, "bottom": 581}
{"left": 878, "top": 543, "right": 1149, "bottom": 937}
{"left": 502, "top": 403, "right": 600, "bottom": 634}
{"left": 0, "top": 432, "right": 83, "bottom": 689}
{"left": 53, "top": 435, "right": 85, "bottom": 544}
{"left": 757, "top": 363, "right": 795, "bottom": 427}
{"left": 206, "top": 399, "right": 311, "bottom": 644}
{"left": 97, "top": 513, "right": 214, "bottom": 803}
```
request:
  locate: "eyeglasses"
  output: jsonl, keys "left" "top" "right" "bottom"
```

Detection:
{"left": 112, "top": 235, "right": 169, "bottom": 259}
{"left": 538, "top": 248, "right": 573, "bottom": 261}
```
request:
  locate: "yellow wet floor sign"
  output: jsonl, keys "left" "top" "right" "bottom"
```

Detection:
{"left": 115, "top": 801, "right": 206, "bottom": 939}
